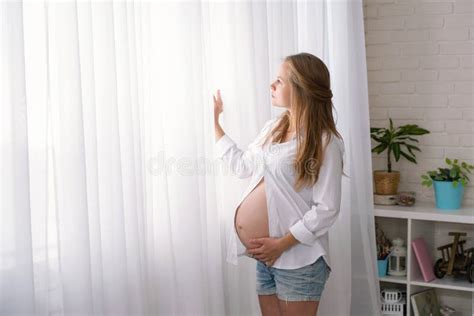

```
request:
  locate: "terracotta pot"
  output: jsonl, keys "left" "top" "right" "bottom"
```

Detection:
{"left": 373, "top": 170, "right": 400, "bottom": 195}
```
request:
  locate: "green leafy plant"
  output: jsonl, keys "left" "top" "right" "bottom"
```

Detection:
{"left": 421, "top": 158, "right": 474, "bottom": 188}
{"left": 371, "top": 118, "right": 430, "bottom": 172}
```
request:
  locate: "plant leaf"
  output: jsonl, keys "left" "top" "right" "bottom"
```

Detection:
{"left": 371, "top": 135, "right": 386, "bottom": 143}
{"left": 393, "top": 143, "right": 401, "bottom": 161}
{"left": 406, "top": 127, "right": 430, "bottom": 135}
{"left": 406, "top": 144, "right": 421, "bottom": 152}
{"left": 449, "top": 168, "right": 457, "bottom": 178}
{"left": 400, "top": 150, "right": 416, "bottom": 163}
{"left": 422, "top": 180, "right": 432, "bottom": 187}
{"left": 372, "top": 143, "right": 388, "bottom": 154}
{"left": 395, "top": 136, "right": 419, "bottom": 143}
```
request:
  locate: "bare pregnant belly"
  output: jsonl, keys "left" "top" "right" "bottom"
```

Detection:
{"left": 234, "top": 178, "right": 269, "bottom": 249}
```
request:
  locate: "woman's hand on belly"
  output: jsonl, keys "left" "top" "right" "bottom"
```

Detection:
{"left": 247, "top": 233, "right": 300, "bottom": 267}
{"left": 246, "top": 237, "right": 286, "bottom": 267}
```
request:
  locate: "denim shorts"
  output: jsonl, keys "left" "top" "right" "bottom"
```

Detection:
{"left": 256, "top": 256, "right": 331, "bottom": 302}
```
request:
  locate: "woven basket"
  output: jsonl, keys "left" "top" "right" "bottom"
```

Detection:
{"left": 374, "top": 170, "right": 400, "bottom": 195}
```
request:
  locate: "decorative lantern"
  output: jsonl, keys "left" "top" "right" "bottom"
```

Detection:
{"left": 388, "top": 238, "right": 407, "bottom": 276}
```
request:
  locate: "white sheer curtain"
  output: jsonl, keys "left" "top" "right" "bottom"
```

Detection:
{"left": 0, "top": 1, "right": 380, "bottom": 315}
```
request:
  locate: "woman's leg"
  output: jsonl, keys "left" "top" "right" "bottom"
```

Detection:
{"left": 278, "top": 300, "right": 319, "bottom": 316}
{"left": 273, "top": 257, "right": 329, "bottom": 316}
{"left": 258, "top": 294, "right": 282, "bottom": 316}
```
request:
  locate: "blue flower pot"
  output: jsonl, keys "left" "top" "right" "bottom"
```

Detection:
{"left": 377, "top": 257, "right": 388, "bottom": 277}
{"left": 433, "top": 180, "right": 465, "bottom": 210}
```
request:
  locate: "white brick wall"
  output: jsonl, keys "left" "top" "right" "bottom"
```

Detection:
{"left": 364, "top": 0, "right": 474, "bottom": 206}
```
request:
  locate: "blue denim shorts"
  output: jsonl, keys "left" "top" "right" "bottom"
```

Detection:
{"left": 256, "top": 256, "right": 331, "bottom": 302}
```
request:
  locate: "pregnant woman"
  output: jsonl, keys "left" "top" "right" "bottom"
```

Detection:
{"left": 214, "top": 52, "right": 345, "bottom": 316}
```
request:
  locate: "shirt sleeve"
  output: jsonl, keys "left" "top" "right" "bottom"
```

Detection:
{"left": 289, "top": 136, "right": 344, "bottom": 246}
{"left": 214, "top": 118, "right": 275, "bottom": 179}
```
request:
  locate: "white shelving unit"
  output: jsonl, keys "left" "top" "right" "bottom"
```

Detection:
{"left": 374, "top": 201, "right": 474, "bottom": 316}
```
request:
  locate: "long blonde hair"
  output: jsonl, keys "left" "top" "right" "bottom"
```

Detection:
{"left": 263, "top": 53, "right": 344, "bottom": 192}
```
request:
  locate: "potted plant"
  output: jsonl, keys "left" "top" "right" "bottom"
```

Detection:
{"left": 375, "top": 223, "right": 392, "bottom": 277}
{"left": 371, "top": 118, "right": 430, "bottom": 195}
{"left": 421, "top": 158, "right": 474, "bottom": 210}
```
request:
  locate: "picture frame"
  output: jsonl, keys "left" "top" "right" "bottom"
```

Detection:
{"left": 410, "top": 289, "right": 441, "bottom": 316}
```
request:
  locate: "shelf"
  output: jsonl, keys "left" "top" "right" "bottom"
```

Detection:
{"left": 379, "top": 276, "right": 474, "bottom": 292}
{"left": 374, "top": 201, "right": 474, "bottom": 224}
{"left": 411, "top": 276, "right": 474, "bottom": 292}
{"left": 374, "top": 201, "right": 474, "bottom": 316}
{"left": 379, "top": 275, "right": 407, "bottom": 284}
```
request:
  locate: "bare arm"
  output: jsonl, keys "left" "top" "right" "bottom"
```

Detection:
{"left": 213, "top": 89, "right": 225, "bottom": 142}
{"left": 215, "top": 122, "right": 225, "bottom": 142}
{"left": 279, "top": 232, "right": 300, "bottom": 251}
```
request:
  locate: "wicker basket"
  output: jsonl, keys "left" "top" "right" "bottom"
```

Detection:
{"left": 374, "top": 170, "right": 400, "bottom": 195}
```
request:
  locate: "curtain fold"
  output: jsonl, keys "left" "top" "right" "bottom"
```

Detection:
{"left": 321, "top": 1, "right": 381, "bottom": 315}
{"left": 0, "top": 2, "right": 36, "bottom": 314}
{"left": 1, "top": 1, "right": 379, "bottom": 315}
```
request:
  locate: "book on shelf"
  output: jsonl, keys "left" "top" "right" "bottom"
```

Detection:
{"left": 412, "top": 237, "right": 436, "bottom": 283}
{"left": 410, "top": 289, "right": 441, "bottom": 316}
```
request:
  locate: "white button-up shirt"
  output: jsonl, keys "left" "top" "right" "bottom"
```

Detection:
{"left": 215, "top": 117, "right": 346, "bottom": 270}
